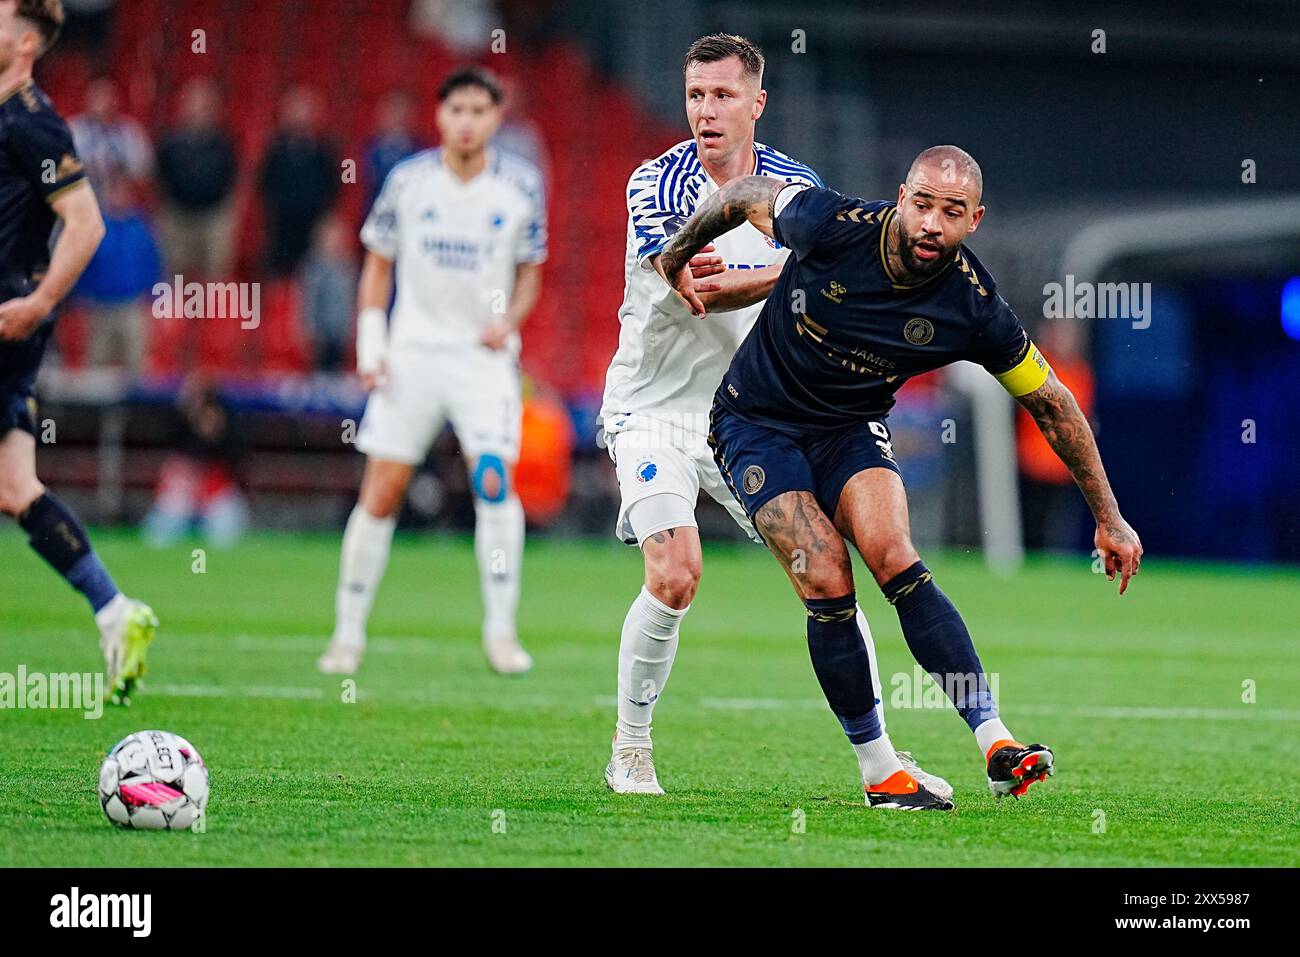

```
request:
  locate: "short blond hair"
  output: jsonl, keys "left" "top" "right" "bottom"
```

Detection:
{"left": 683, "top": 33, "right": 765, "bottom": 85}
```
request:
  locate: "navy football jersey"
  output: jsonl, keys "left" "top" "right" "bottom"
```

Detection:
{"left": 717, "top": 186, "right": 1048, "bottom": 433}
{"left": 0, "top": 79, "right": 87, "bottom": 302}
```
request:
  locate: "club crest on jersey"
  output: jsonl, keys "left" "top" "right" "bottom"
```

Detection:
{"left": 636, "top": 461, "right": 658, "bottom": 484}
{"left": 490, "top": 212, "right": 505, "bottom": 230}
{"left": 742, "top": 465, "right": 766, "bottom": 495}
{"left": 764, "top": 234, "right": 782, "bottom": 249}
{"left": 904, "top": 317, "right": 935, "bottom": 345}
{"left": 421, "top": 208, "right": 436, "bottom": 222}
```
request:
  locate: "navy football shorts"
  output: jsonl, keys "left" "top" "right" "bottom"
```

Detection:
{"left": 0, "top": 387, "right": 39, "bottom": 438}
{"left": 0, "top": 324, "right": 51, "bottom": 439}
{"left": 708, "top": 399, "right": 902, "bottom": 527}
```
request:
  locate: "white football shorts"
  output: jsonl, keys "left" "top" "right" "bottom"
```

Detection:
{"left": 357, "top": 343, "right": 522, "bottom": 465}
{"left": 605, "top": 413, "right": 760, "bottom": 546}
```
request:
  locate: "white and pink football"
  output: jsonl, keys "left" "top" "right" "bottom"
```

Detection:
{"left": 99, "top": 730, "right": 210, "bottom": 830}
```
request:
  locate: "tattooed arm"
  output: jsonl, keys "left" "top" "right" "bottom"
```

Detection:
{"left": 1017, "top": 370, "right": 1144, "bottom": 593}
{"left": 654, "top": 175, "right": 785, "bottom": 317}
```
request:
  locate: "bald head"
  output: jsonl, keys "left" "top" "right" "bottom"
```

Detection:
{"left": 906, "top": 145, "right": 983, "bottom": 205}
{"left": 891, "top": 144, "right": 987, "bottom": 280}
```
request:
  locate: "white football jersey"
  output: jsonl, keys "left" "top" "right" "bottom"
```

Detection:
{"left": 361, "top": 147, "right": 547, "bottom": 353}
{"left": 599, "top": 140, "right": 822, "bottom": 434}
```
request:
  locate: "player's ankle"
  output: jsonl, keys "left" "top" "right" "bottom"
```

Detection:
{"left": 613, "top": 728, "right": 651, "bottom": 752}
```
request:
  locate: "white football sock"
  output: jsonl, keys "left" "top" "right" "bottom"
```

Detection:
{"left": 333, "top": 505, "right": 396, "bottom": 647}
{"left": 94, "top": 592, "right": 128, "bottom": 634}
{"left": 615, "top": 586, "right": 688, "bottom": 749}
{"left": 856, "top": 604, "right": 886, "bottom": 734}
{"left": 474, "top": 495, "right": 524, "bottom": 639}
{"left": 975, "top": 717, "right": 1016, "bottom": 758}
{"left": 854, "top": 733, "right": 906, "bottom": 788}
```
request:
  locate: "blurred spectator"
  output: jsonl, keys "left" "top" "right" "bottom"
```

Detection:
{"left": 143, "top": 377, "right": 248, "bottom": 549}
{"left": 156, "top": 78, "right": 238, "bottom": 280}
{"left": 363, "top": 90, "right": 428, "bottom": 210}
{"left": 299, "top": 216, "right": 358, "bottom": 371}
{"left": 257, "top": 87, "right": 340, "bottom": 276}
{"left": 75, "top": 172, "right": 161, "bottom": 376}
{"left": 1016, "top": 318, "right": 1096, "bottom": 552}
{"left": 410, "top": 0, "right": 498, "bottom": 52}
{"left": 68, "top": 77, "right": 153, "bottom": 192}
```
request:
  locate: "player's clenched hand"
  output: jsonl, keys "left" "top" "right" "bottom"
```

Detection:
{"left": 1095, "top": 516, "right": 1143, "bottom": 595}
{"left": 0, "top": 295, "right": 50, "bottom": 342}
{"left": 480, "top": 320, "right": 513, "bottom": 351}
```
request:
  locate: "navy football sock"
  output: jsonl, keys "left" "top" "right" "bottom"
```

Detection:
{"left": 804, "top": 593, "right": 883, "bottom": 744}
{"left": 19, "top": 493, "right": 120, "bottom": 613}
{"left": 882, "top": 560, "right": 998, "bottom": 732}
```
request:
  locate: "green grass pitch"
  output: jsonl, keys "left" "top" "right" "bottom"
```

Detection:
{"left": 1, "top": 528, "right": 1297, "bottom": 867}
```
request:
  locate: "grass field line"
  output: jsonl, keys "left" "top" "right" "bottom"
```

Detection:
{"left": 213, "top": 634, "right": 1299, "bottom": 663}
{"left": 139, "top": 682, "right": 1300, "bottom": 722}
{"left": 695, "top": 696, "right": 1300, "bottom": 722}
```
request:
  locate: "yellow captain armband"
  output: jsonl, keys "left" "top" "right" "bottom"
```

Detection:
{"left": 994, "top": 341, "right": 1051, "bottom": 397}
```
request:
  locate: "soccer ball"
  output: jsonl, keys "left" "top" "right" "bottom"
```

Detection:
{"left": 99, "top": 730, "right": 209, "bottom": 830}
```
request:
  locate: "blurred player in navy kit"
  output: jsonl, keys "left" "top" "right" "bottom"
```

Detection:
{"left": 0, "top": 0, "right": 156, "bottom": 701}
{"left": 657, "top": 145, "right": 1142, "bottom": 809}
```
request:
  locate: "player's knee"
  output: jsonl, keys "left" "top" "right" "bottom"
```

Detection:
{"left": 789, "top": 538, "right": 854, "bottom": 599}
{"left": 0, "top": 476, "right": 42, "bottom": 518}
{"left": 800, "top": 559, "right": 855, "bottom": 600}
{"left": 359, "top": 479, "right": 404, "bottom": 519}
{"left": 644, "top": 548, "right": 701, "bottom": 609}
{"left": 471, "top": 454, "right": 511, "bottom": 505}
{"left": 863, "top": 537, "right": 920, "bottom": 585}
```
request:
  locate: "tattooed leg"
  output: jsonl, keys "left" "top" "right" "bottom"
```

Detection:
{"left": 753, "top": 490, "right": 854, "bottom": 600}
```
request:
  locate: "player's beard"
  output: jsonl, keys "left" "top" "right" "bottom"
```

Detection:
{"left": 898, "top": 228, "right": 955, "bottom": 279}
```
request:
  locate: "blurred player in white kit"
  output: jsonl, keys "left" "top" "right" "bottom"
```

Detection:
{"left": 318, "top": 67, "right": 546, "bottom": 676}
{"left": 600, "top": 34, "right": 949, "bottom": 797}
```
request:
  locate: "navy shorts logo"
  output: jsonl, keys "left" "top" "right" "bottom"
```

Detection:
{"left": 904, "top": 317, "right": 934, "bottom": 345}
{"left": 742, "top": 465, "right": 765, "bottom": 495}
{"left": 636, "top": 461, "right": 657, "bottom": 484}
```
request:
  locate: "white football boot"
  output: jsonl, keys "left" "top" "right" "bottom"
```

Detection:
{"left": 98, "top": 595, "right": 158, "bottom": 705}
{"left": 895, "top": 750, "right": 954, "bottom": 803}
{"left": 317, "top": 637, "right": 364, "bottom": 675}
{"left": 605, "top": 745, "right": 665, "bottom": 795}
{"left": 483, "top": 630, "right": 532, "bottom": 675}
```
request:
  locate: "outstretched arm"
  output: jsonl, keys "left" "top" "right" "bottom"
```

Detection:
{"left": 1016, "top": 371, "right": 1143, "bottom": 593}
{"left": 655, "top": 175, "right": 785, "bottom": 316}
